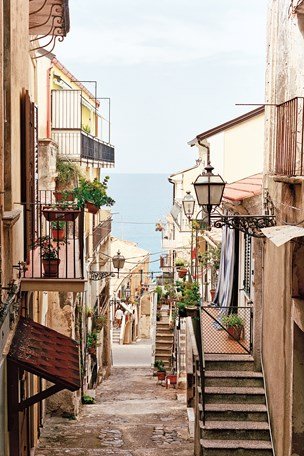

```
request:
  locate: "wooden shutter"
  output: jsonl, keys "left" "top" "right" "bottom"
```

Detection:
{"left": 20, "top": 89, "right": 36, "bottom": 262}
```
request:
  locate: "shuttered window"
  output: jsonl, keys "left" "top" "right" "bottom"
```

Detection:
{"left": 243, "top": 234, "right": 252, "bottom": 297}
{"left": 20, "top": 90, "right": 37, "bottom": 261}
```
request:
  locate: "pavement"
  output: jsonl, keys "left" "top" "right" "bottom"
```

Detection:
{"left": 36, "top": 339, "right": 194, "bottom": 456}
{"left": 112, "top": 338, "right": 152, "bottom": 367}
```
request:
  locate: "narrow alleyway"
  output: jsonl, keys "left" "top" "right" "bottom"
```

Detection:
{"left": 36, "top": 340, "right": 193, "bottom": 456}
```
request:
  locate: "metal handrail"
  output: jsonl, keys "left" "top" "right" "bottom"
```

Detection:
{"left": 201, "top": 305, "right": 253, "bottom": 354}
{"left": 199, "top": 304, "right": 206, "bottom": 425}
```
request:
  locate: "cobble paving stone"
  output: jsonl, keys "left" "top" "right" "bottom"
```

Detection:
{"left": 36, "top": 367, "right": 193, "bottom": 456}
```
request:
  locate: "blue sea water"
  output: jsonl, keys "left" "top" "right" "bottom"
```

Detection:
{"left": 107, "top": 173, "right": 171, "bottom": 261}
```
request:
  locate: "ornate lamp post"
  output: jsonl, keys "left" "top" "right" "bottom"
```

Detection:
{"left": 182, "top": 191, "right": 195, "bottom": 221}
{"left": 90, "top": 250, "right": 125, "bottom": 281}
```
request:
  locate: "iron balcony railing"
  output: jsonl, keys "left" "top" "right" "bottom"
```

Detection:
{"left": 22, "top": 190, "right": 84, "bottom": 280}
{"left": 275, "top": 97, "right": 304, "bottom": 176}
{"left": 93, "top": 219, "right": 111, "bottom": 251}
{"left": 52, "top": 130, "right": 115, "bottom": 165}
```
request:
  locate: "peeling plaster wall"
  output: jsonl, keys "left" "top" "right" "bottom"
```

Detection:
{"left": 263, "top": 2, "right": 304, "bottom": 455}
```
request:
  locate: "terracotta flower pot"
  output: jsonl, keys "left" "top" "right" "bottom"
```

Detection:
{"left": 157, "top": 371, "right": 166, "bottom": 381}
{"left": 53, "top": 191, "right": 74, "bottom": 202}
{"left": 210, "top": 289, "right": 216, "bottom": 302}
{"left": 166, "top": 374, "right": 177, "bottom": 388}
{"left": 42, "top": 258, "right": 60, "bottom": 278}
{"left": 178, "top": 268, "right": 187, "bottom": 278}
{"left": 51, "top": 228, "right": 65, "bottom": 241}
{"left": 85, "top": 201, "right": 99, "bottom": 214}
{"left": 227, "top": 326, "right": 243, "bottom": 341}
{"left": 43, "top": 207, "right": 80, "bottom": 222}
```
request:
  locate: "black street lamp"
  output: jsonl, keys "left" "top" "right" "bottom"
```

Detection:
{"left": 182, "top": 162, "right": 276, "bottom": 238}
{"left": 193, "top": 164, "right": 226, "bottom": 228}
{"left": 112, "top": 250, "right": 125, "bottom": 277}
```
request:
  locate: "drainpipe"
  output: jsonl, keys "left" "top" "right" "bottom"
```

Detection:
{"left": 46, "top": 65, "right": 53, "bottom": 138}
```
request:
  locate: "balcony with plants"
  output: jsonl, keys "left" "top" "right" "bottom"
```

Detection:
{"left": 51, "top": 89, "right": 115, "bottom": 167}
{"left": 21, "top": 171, "right": 114, "bottom": 292}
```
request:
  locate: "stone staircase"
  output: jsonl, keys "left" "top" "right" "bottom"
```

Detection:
{"left": 112, "top": 327, "right": 121, "bottom": 344}
{"left": 155, "top": 318, "right": 173, "bottom": 371}
{"left": 199, "top": 354, "right": 274, "bottom": 456}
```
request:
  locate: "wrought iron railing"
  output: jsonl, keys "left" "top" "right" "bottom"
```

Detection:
{"left": 52, "top": 129, "right": 115, "bottom": 164}
{"left": 201, "top": 305, "right": 253, "bottom": 354}
{"left": 22, "top": 190, "right": 84, "bottom": 280}
{"left": 275, "top": 97, "right": 304, "bottom": 176}
{"left": 93, "top": 219, "right": 111, "bottom": 251}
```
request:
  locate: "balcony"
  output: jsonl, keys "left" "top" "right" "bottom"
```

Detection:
{"left": 51, "top": 90, "right": 115, "bottom": 167}
{"left": 275, "top": 97, "right": 304, "bottom": 176}
{"left": 93, "top": 219, "right": 111, "bottom": 251}
{"left": 52, "top": 130, "right": 115, "bottom": 166}
{"left": 20, "top": 191, "right": 86, "bottom": 292}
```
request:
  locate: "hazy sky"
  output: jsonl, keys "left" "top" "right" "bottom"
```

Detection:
{"left": 56, "top": 0, "right": 267, "bottom": 173}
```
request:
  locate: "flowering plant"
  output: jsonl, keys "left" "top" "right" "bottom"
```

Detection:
{"left": 74, "top": 177, "right": 115, "bottom": 209}
{"left": 31, "top": 235, "right": 66, "bottom": 260}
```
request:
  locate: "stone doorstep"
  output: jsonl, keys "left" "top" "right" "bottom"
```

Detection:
{"left": 205, "top": 371, "right": 263, "bottom": 379}
{"left": 203, "top": 403, "right": 267, "bottom": 413}
{"left": 205, "top": 387, "right": 265, "bottom": 395}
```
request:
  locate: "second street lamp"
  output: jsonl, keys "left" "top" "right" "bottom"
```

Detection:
{"left": 90, "top": 250, "right": 126, "bottom": 281}
{"left": 182, "top": 191, "right": 195, "bottom": 221}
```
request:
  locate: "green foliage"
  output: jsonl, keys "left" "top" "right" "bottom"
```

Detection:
{"left": 50, "top": 221, "right": 66, "bottom": 230}
{"left": 155, "top": 286, "right": 163, "bottom": 301}
{"left": 86, "top": 332, "right": 98, "bottom": 348}
{"left": 95, "top": 315, "right": 107, "bottom": 330}
{"left": 31, "top": 235, "right": 66, "bottom": 260}
{"left": 178, "top": 281, "right": 201, "bottom": 308}
{"left": 74, "top": 177, "right": 115, "bottom": 209}
{"left": 175, "top": 258, "right": 186, "bottom": 267}
{"left": 82, "top": 124, "right": 91, "bottom": 134}
{"left": 82, "top": 395, "right": 95, "bottom": 404}
{"left": 199, "top": 246, "right": 221, "bottom": 271}
{"left": 56, "top": 158, "right": 82, "bottom": 187}
{"left": 154, "top": 360, "right": 166, "bottom": 372}
{"left": 222, "top": 314, "right": 244, "bottom": 328}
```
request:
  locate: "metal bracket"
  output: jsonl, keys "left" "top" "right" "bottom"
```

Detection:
{"left": 211, "top": 214, "right": 276, "bottom": 238}
{"left": 90, "top": 271, "right": 114, "bottom": 281}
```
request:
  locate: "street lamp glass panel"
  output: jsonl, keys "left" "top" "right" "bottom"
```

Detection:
{"left": 112, "top": 251, "right": 125, "bottom": 270}
{"left": 182, "top": 191, "right": 195, "bottom": 219}
{"left": 194, "top": 173, "right": 225, "bottom": 207}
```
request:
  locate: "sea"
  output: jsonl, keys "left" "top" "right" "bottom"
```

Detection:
{"left": 107, "top": 173, "right": 171, "bottom": 270}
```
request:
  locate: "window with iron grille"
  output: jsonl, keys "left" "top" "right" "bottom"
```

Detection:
{"left": 243, "top": 234, "right": 252, "bottom": 296}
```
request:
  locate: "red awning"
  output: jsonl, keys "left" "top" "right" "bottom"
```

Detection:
{"left": 8, "top": 317, "right": 80, "bottom": 391}
{"left": 223, "top": 173, "right": 263, "bottom": 202}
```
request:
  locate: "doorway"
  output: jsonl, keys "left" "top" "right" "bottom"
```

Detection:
{"left": 292, "top": 322, "right": 304, "bottom": 455}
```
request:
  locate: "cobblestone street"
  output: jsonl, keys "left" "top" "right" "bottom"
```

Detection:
{"left": 36, "top": 342, "right": 193, "bottom": 456}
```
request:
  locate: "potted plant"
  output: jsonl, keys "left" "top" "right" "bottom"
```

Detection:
{"left": 199, "top": 246, "right": 221, "bottom": 300}
{"left": 31, "top": 235, "right": 66, "bottom": 277}
{"left": 95, "top": 315, "right": 107, "bottom": 331}
{"left": 50, "top": 221, "right": 66, "bottom": 241}
{"left": 178, "top": 281, "right": 200, "bottom": 318}
{"left": 166, "top": 370, "right": 177, "bottom": 388}
{"left": 154, "top": 360, "right": 166, "bottom": 381}
{"left": 87, "top": 332, "right": 98, "bottom": 355}
{"left": 175, "top": 258, "right": 188, "bottom": 278}
{"left": 55, "top": 158, "right": 82, "bottom": 200}
{"left": 222, "top": 314, "right": 244, "bottom": 341}
{"left": 74, "top": 176, "right": 115, "bottom": 214}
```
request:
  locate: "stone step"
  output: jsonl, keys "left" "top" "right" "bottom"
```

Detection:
{"left": 205, "top": 354, "right": 254, "bottom": 372}
{"left": 156, "top": 332, "right": 174, "bottom": 338}
{"left": 205, "top": 371, "right": 264, "bottom": 388}
{"left": 202, "top": 403, "right": 268, "bottom": 422}
{"left": 200, "top": 439, "right": 273, "bottom": 456}
{"left": 204, "top": 387, "right": 266, "bottom": 404}
{"left": 200, "top": 420, "right": 270, "bottom": 441}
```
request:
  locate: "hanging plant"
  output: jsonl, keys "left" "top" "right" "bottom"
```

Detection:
{"left": 74, "top": 176, "right": 115, "bottom": 213}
